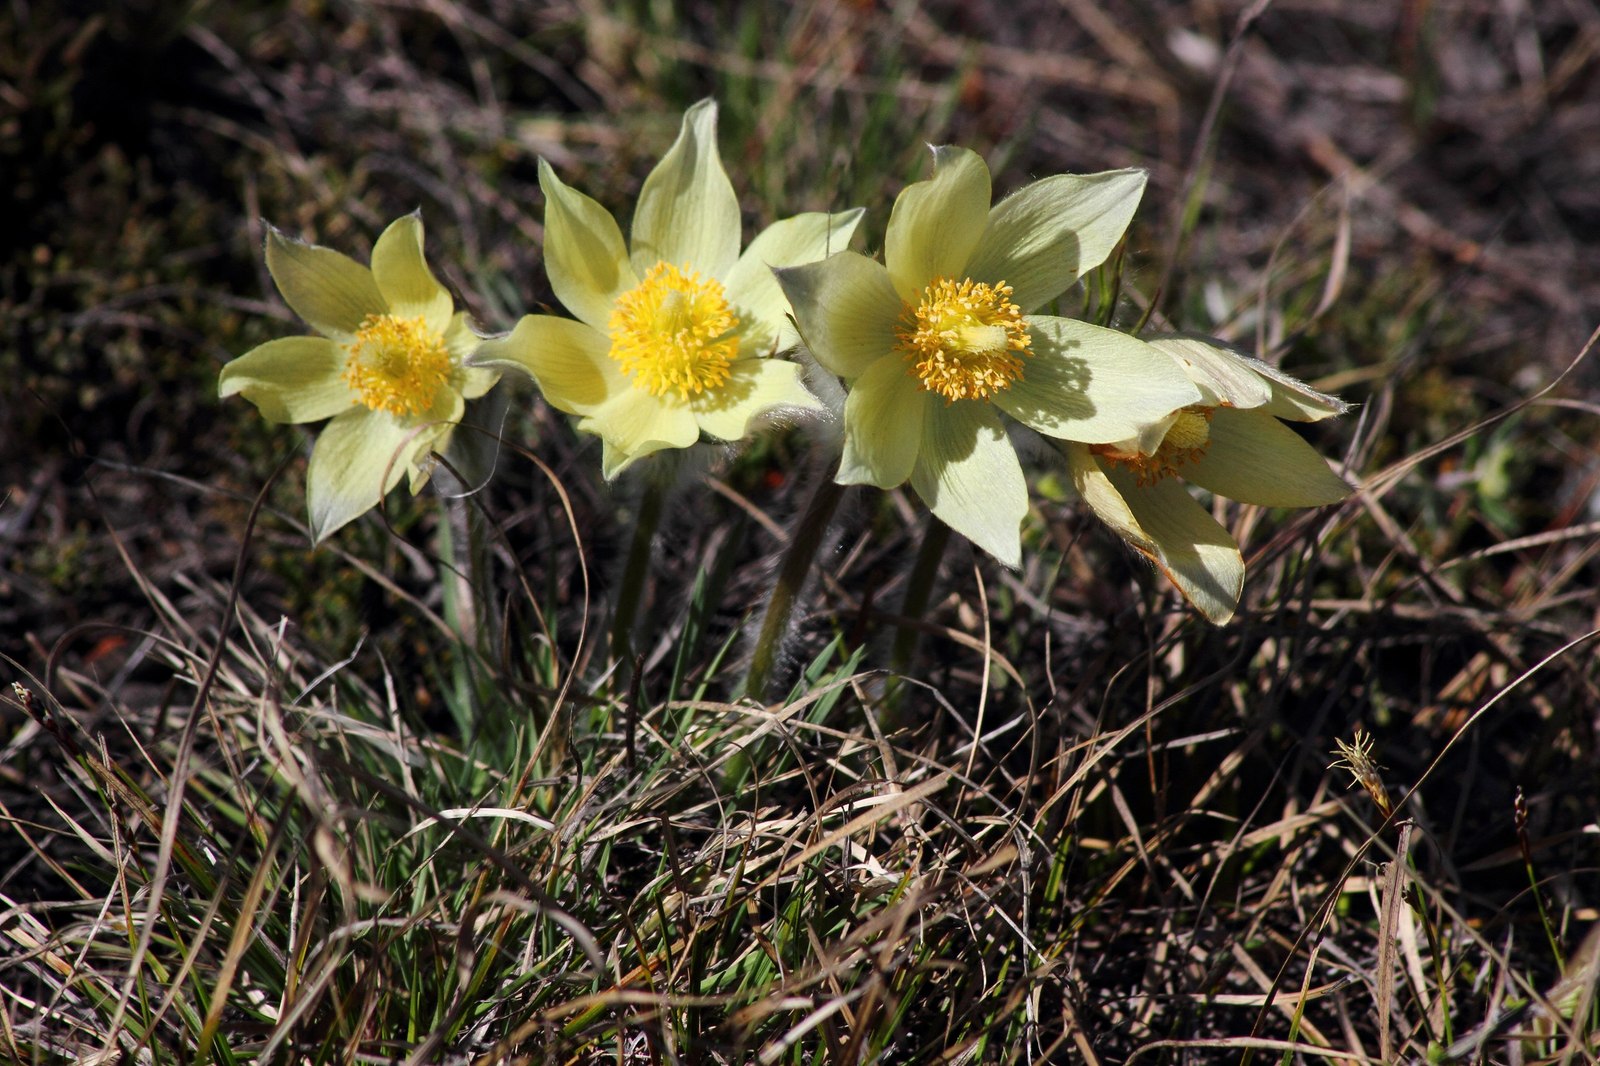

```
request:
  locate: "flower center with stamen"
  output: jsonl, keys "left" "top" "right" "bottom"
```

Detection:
{"left": 341, "top": 313, "right": 452, "bottom": 418}
{"left": 608, "top": 262, "right": 739, "bottom": 400}
{"left": 896, "top": 276, "right": 1031, "bottom": 403}
{"left": 1093, "top": 407, "right": 1215, "bottom": 485}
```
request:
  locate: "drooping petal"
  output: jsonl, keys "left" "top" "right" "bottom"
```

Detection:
{"left": 774, "top": 252, "right": 903, "bottom": 380}
{"left": 1145, "top": 335, "right": 1273, "bottom": 408}
{"left": 370, "top": 214, "right": 454, "bottom": 334}
{"left": 219, "top": 336, "right": 356, "bottom": 424}
{"left": 998, "top": 317, "right": 1200, "bottom": 443}
{"left": 837, "top": 355, "right": 930, "bottom": 489}
{"left": 305, "top": 407, "right": 417, "bottom": 542}
{"left": 885, "top": 145, "right": 992, "bottom": 303}
{"left": 689, "top": 358, "right": 824, "bottom": 442}
{"left": 1187, "top": 408, "right": 1352, "bottom": 507}
{"left": 724, "top": 208, "right": 865, "bottom": 356}
{"left": 910, "top": 400, "right": 1027, "bottom": 567}
{"left": 539, "top": 158, "right": 639, "bottom": 332}
{"left": 475, "top": 314, "right": 618, "bottom": 416}
{"left": 264, "top": 227, "right": 386, "bottom": 341}
{"left": 1148, "top": 334, "right": 1348, "bottom": 420}
{"left": 630, "top": 99, "right": 741, "bottom": 281}
{"left": 1069, "top": 445, "right": 1243, "bottom": 624}
{"left": 1255, "top": 361, "right": 1350, "bottom": 422}
{"left": 966, "top": 168, "right": 1147, "bottom": 312}
{"left": 577, "top": 386, "right": 699, "bottom": 480}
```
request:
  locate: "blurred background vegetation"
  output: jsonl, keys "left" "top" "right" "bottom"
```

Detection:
{"left": 3, "top": 0, "right": 1598, "bottom": 1061}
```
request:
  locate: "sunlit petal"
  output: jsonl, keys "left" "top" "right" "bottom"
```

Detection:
{"left": 370, "top": 213, "right": 454, "bottom": 333}
{"left": 631, "top": 99, "right": 741, "bottom": 281}
{"left": 475, "top": 314, "right": 618, "bottom": 416}
{"left": 838, "top": 355, "right": 930, "bottom": 489}
{"left": 264, "top": 227, "right": 385, "bottom": 340}
{"left": 910, "top": 400, "right": 1027, "bottom": 567}
{"left": 999, "top": 317, "right": 1200, "bottom": 443}
{"left": 219, "top": 336, "right": 355, "bottom": 424}
{"left": 885, "top": 146, "right": 992, "bottom": 303}
{"left": 305, "top": 407, "right": 414, "bottom": 542}
{"left": 725, "top": 209, "right": 865, "bottom": 355}
{"left": 539, "top": 158, "right": 638, "bottom": 331}
{"left": 690, "top": 358, "right": 823, "bottom": 442}
{"left": 966, "top": 168, "right": 1146, "bottom": 311}
{"left": 774, "top": 252, "right": 902, "bottom": 380}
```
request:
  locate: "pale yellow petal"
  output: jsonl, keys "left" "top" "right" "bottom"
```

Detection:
{"left": 305, "top": 408, "right": 413, "bottom": 542}
{"left": 998, "top": 318, "right": 1200, "bottom": 443}
{"left": 219, "top": 336, "right": 355, "bottom": 424}
{"left": 370, "top": 214, "right": 454, "bottom": 334}
{"left": 885, "top": 146, "right": 992, "bottom": 303}
{"left": 1069, "top": 445, "right": 1243, "bottom": 623}
{"left": 966, "top": 168, "right": 1147, "bottom": 312}
{"left": 539, "top": 158, "right": 638, "bottom": 331}
{"left": 689, "top": 358, "right": 823, "bottom": 442}
{"left": 1188, "top": 408, "right": 1352, "bottom": 507}
{"left": 631, "top": 99, "right": 741, "bottom": 280}
{"left": 724, "top": 208, "right": 865, "bottom": 355}
{"left": 1145, "top": 335, "right": 1272, "bottom": 408}
{"left": 773, "top": 252, "right": 902, "bottom": 380}
{"left": 475, "top": 314, "right": 618, "bottom": 416}
{"left": 577, "top": 386, "right": 699, "bottom": 479}
{"left": 838, "top": 354, "right": 929, "bottom": 489}
{"left": 264, "top": 227, "right": 385, "bottom": 340}
{"left": 910, "top": 400, "right": 1027, "bottom": 567}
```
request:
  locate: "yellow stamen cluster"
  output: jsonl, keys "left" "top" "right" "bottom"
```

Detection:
{"left": 341, "top": 313, "right": 452, "bottom": 418}
{"left": 1094, "top": 407, "right": 1216, "bottom": 485}
{"left": 608, "top": 262, "right": 740, "bottom": 400}
{"left": 897, "top": 276, "right": 1031, "bottom": 402}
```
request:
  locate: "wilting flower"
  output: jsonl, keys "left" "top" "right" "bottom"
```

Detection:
{"left": 775, "top": 146, "right": 1200, "bottom": 566}
{"left": 219, "top": 214, "right": 497, "bottom": 542}
{"left": 1064, "top": 334, "right": 1352, "bottom": 623}
{"left": 476, "top": 100, "right": 862, "bottom": 478}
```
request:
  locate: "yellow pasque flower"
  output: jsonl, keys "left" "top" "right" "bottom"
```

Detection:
{"left": 1064, "top": 334, "right": 1353, "bottom": 623}
{"left": 219, "top": 214, "right": 497, "bottom": 542}
{"left": 775, "top": 146, "right": 1201, "bottom": 566}
{"left": 475, "top": 100, "right": 862, "bottom": 477}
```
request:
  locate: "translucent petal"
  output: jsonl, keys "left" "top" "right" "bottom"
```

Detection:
{"left": 910, "top": 400, "right": 1027, "bottom": 567}
{"left": 631, "top": 99, "right": 741, "bottom": 281}
{"left": 773, "top": 252, "right": 902, "bottom": 380}
{"left": 1148, "top": 334, "right": 1348, "bottom": 420}
{"left": 724, "top": 208, "right": 865, "bottom": 355}
{"left": 577, "top": 385, "right": 699, "bottom": 479}
{"left": 219, "top": 336, "right": 355, "bottom": 424}
{"left": 1069, "top": 445, "right": 1243, "bottom": 623}
{"left": 264, "top": 227, "right": 385, "bottom": 340}
{"left": 475, "top": 314, "right": 617, "bottom": 415}
{"left": 690, "top": 358, "right": 823, "bottom": 442}
{"left": 540, "top": 158, "right": 638, "bottom": 331}
{"left": 998, "top": 318, "right": 1200, "bottom": 443}
{"left": 838, "top": 355, "right": 930, "bottom": 489}
{"left": 966, "top": 168, "right": 1146, "bottom": 312}
{"left": 370, "top": 214, "right": 454, "bottom": 334}
{"left": 885, "top": 146, "right": 992, "bottom": 303}
{"left": 1187, "top": 408, "right": 1352, "bottom": 507}
{"left": 305, "top": 408, "right": 415, "bottom": 542}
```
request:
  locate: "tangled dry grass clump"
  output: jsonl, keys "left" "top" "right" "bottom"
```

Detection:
{"left": 3, "top": 1, "right": 1598, "bottom": 1062}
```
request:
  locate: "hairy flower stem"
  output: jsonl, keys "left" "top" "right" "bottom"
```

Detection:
{"left": 740, "top": 474, "right": 847, "bottom": 700}
{"left": 611, "top": 477, "right": 666, "bottom": 673}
